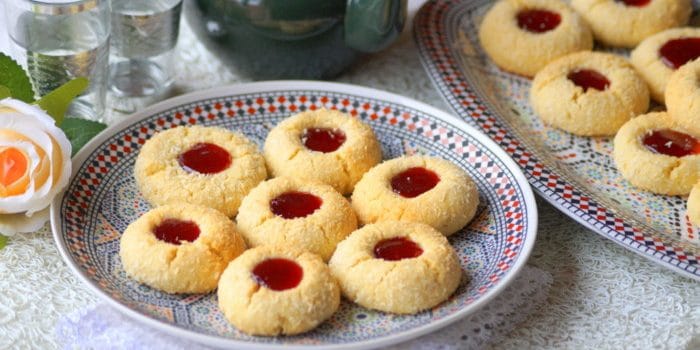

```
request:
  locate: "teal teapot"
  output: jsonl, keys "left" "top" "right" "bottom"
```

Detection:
{"left": 184, "top": 0, "right": 406, "bottom": 79}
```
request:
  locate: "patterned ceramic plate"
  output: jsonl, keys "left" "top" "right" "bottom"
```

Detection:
{"left": 50, "top": 81, "right": 537, "bottom": 349}
{"left": 414, "top": 0, "right": 700, "bottom": 280}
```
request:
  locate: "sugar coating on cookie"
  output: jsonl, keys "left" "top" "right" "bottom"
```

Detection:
{"left": 264, "top": 109, "right": 382, "bottom": 194}
{"left": 631, "top": 27, "right": 700, "bottom": 104}
{"left": 687, "top": 182, "right": 700, "bottom": 227}
{"left": 134, "top": 126, "right": 267, "bottom": 217}
{"left": 236, "top": 177, "right": 357, "bottom": 261}
{"left": 119, "top": 204, "right": 247, "bottom": 294}
{"left": 666, "top": 59, "right": 700, "bottom": 130}
{"left": 478, "top": 0, "right": 593, "bottom": 77}
{"left": 571, "top": 0, "right": 691, "bottom": 48}
{"left": 328, "top": 221, "right": 462, "bottom": 314}
{"left": 613, "top": 112, "right": 700, "bottom": 195}
{"left": 351, "top": 155, "right": 479, "bottom": 236}
{"left": 217, "top": 246, "right": 340, "bottom": 336}
{"left": 531, "top": 51, "right": 649, "bottom": 136}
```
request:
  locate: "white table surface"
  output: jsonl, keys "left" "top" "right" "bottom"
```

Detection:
{"left": 0, "top": 1, "right": 698, "bottom": 349}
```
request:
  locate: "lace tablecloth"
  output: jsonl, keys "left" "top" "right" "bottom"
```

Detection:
{"left": 0, "top": 1, "right": 698, "bottom": 349}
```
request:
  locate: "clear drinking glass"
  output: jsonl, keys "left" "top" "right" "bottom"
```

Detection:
{"left": 4, "top": 0, "right": 111, "bottom": 122}
{"left": 109, "top": 0, "right": 182, "bottom": 99}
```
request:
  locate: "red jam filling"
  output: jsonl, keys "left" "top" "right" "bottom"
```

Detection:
{"left": 270, "top": 191, "right": 323, "bottom": 219}
{"left": 374, "top": 237, "right": 424, "bottom": 261}
{"left": 252, "top": 258, "right": 304, "bottom": 291}
{"left": 153, "top": 219, "right": 200, "bottom": 245}
{"left": 659, "top": 38, "right": 700, "bottom": 69}
{"left": 302, "top": 128, "right": 347, "bottom": 153}
{"left": 567, "top": 69, "right": 610, "bottom": 92}
{"left": 615, "top": 0, "right": 651, "bottom": 7}
{"left": 642, "top": 129, "right": 700, "bottom": 157}
{"left": 178, "top": 142, "right": 232, "bottom": 174}
{"left": 516, "top": 9, "right": 561, "bottom": 33}
{"left": 391, "top": 167, "right": 440, "bottom": 198}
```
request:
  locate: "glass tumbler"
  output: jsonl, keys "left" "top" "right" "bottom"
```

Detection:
{"left": 109, "top": 0, "right": 182, "bottom": 99}
{"left": 4, "top": 0, "right": 111, "bottom": 122}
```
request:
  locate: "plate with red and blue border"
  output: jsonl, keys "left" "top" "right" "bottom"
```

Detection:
{"left": 51, "top": 81, "right": 537, "bottom": 349}
{"left": 413, "top": 0, "right": 700, "bottom": 280}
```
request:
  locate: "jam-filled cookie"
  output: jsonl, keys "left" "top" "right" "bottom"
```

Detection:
{"left": 530, "top": 51, "right": 649, "bottom": 136}
{"left": 666, "top": 58, "right": 700, "bottom": 129}
{"left": 478, "top": 0, "right": 593, "bottom": 77}
{"left": 631, "top": 27, "right": 700, "bottom": 103}
{"left": 235, "top": 177, "right": 357, "bottom": 261}
{"left": 351, "top": 155, "right": 478, "bottom": 236}
{"left": 687, "top": 182, "right": 700, "bottom": 227}
{"left": 328, "top": 221, "right": 462, "bottom": 314}
{"left": 134, "top": 126, "right": 267, "bottom": 217}
{"left": 613, "top": 112, "right": 700, "bottom": 195}
{"left": 217, "top": 246, "right": 340, "bottom": 336}
{"left": 119, "top": 204, "right": 246, "bottom": 294}
{"left": 571, "top": 0, "right": 691, "bottom": 48}
{"left": 264, "top": 109, "right": 382, "bottom": 194}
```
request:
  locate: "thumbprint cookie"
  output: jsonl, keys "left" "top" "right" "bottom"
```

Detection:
{"left": 351, "top": 155, "right": 479, "bottom": 236}
{"left": 134, "top": 126, "right": 267, "bottom": 217}
{"left": 478, "top": 0, "right": 594, "bottom": 77}
{"left": 264, "top": 109, "right": 382, "bottom": 194}
{"left": 531, "top": 51, "right": 649, "bottom": 136}
{"left": 217, "top": 246, "right": 340, "bottom": 336}
{"left": 613, "top": 112, "right": 700, "bottom": 195}
{"left": 666, "top": 59, "right": 700, "bottom": 130}
{"left": 119, "top": 204, "right": 246, "bottom": 294}
{"left": 329, "top": 221, "right": 462, "bottom": 314}
{"left": 571, "top": 0, "right": 691, "bottom": 48}
{"left": 631, "top": 27, "right": 700, "bottom": 103}
{"left": 236, "top": 177, "right": 357, "bottom": 261}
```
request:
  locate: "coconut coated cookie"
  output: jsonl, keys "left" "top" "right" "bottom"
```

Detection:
{"left": 530, "top": 51, "right": 649, "bottom": 136}
{"left": 571, "top": 0, "right": 691, "bottom": 48}
{"left": 119, "top": 204, "right": 246, "bottom": 294}
{"left": 235, "top": 177, "right": 357, "bottom": 261}
{"left": 134, "top": 126, "right": 267, "bottom": 217}
{"left": 630, "top": 27, "right": 700, "bottom": 103}
{"left": 666, "top": 59, "right": 700, "bottom": 130}
{"left": 687, "top": 182, "right": 700, "bottom": 227}
{"left": 613, "top": 112, "right": 700, "bottom": 195}
{"left": 217, "top": 246, "right": 340, "bottom": 336}
{"left": 478, "top": 0, "right": 593, "bottom": 77}
{"left": 328, "top": 221, "right": 462, "bottom": 314}
{"left": 351, "top": 155, "right": 479, "bottom": 236}
{"left": 264, "top": 109, "right": 382, "bottom": 194}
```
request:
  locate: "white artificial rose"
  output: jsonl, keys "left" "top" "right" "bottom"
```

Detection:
{"left": 0, "top": 98, "right": 71, "bottom": 235}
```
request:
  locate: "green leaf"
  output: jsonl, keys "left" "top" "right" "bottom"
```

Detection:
{"left": 0, "top": 53, "right": 35, "bottom": 102}
{"left": 60, "top": 118, "right": 107, "bottom": 156}
{"left": 0, "top": 235, "right": 7, "bottom": 250}
{"left": 0, "top": 85, "right": 10, "bottom": 99}
{"left": 35, "top": 77, "right": 89, "bottom": 125}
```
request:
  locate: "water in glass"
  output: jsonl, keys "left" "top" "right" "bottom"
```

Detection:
{"left": 110, "top": 0, "right": 182, "bottom": 97}
{"left": 7, "top": 1, "right": 110, "bottom": 121}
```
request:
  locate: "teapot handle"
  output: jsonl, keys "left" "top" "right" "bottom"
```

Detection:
{"left": 345, "top": 0, "right": 406, "bottom": 53}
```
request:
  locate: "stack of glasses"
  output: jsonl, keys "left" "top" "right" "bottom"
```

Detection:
{"left": 3, "top": 0, "right": 184, "bottom": 121}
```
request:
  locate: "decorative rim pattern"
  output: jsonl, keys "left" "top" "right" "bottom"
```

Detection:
{"left": 413, "top": 0, "right": 699, "bottom": 280}
{"left": 51, "top": 81, "right": 538, "bottom": 349}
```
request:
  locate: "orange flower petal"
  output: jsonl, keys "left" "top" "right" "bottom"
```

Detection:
{"left": 0, "top": 147, "right": 30, "bottom": 196}
{"left": 0, "top": 129, "right": 51, "bottom": 190}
